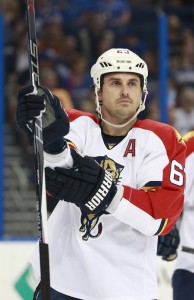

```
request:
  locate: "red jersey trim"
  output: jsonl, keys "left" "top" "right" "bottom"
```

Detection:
{"left": 66, "top": 109, "right": 99, "bottom": 124}
{"left": 134, "top": 119, "right": 185, "bottom": 159}
{"left": 123, "top": 186, "right": 184, "bottom": 235}
{"left": 123, "top": 185, "right": 132, "bottom": 200}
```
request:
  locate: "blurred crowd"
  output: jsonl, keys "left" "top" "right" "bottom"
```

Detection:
{"left": 4, "top": 0, "right": 194, "bottom": 166}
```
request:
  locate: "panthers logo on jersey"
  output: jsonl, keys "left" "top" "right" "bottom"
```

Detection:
{"left": 96, "top": 155, "right": 124, "bottom": 184}
{"left": 79, "top": 156, "right": 124, "bottom": 241}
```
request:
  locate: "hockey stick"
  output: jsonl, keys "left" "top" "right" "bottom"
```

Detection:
{"left": 25, "top": 1, "right": 51, "bottom": 299}
{"left": 182, "top": 246, "right": 194, "bottom": 254}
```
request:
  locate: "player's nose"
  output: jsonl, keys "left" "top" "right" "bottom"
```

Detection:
{"left": 120, "top": 84, "right": 129, "bottom": 98}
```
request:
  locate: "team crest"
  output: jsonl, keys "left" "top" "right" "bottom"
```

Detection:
{"left": 79, "top": 211, "right": 107, "bottom": 241}
{"left": 96, "top": 155, "right": 124, "bottom": 184}
{"left": 79, "top": 156, "right": 124, "bottom": 241}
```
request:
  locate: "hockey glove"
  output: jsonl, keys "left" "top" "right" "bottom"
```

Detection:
{"left": 16, "top": 84, "right": 69, "bottom": 151}
{"left": 157, "top": 225, "right": 180, "bottom": 261}
{"left": 45, "top": 149, "right": 118, "bottom": 214}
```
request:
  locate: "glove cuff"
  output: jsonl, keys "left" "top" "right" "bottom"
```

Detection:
{"left": 44, "top": 138, "right": 66, "bottom": 154}
{"left": 106, "top": 185, "right": 124, "bottom": 214}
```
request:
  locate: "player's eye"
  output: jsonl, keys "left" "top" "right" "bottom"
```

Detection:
{"left": 129, "top": 81, "right": 137, "bottom": 87}
{"left": 112, "top": 80, "right": 121, "bottom": 86}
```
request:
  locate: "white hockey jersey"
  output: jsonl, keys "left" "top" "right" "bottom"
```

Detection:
{"left": 175, "top": 131, "right": 194, "bottom": 273}
{"left": 31, "top": 110, "right": 186, "bottom": 300}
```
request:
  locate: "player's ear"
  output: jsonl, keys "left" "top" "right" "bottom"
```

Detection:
{"left": 97, "top": 89, "right": 101, "bottom": 96}
{"left": 97, "top": 89, "right": 103, "bottom": 105}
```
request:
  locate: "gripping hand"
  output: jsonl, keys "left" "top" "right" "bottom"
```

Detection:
{"left": 157, "top": 225, "right": 180, "bottom": 261}
{"left": 16, "top": 85, "right": 69, "bottom": 149}
{"left": 45, "top": 149, "right": 118, "bottom": 214}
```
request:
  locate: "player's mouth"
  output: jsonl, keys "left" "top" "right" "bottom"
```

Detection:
{"left": 118, "top": 98, "right": 132, "bottom": 104}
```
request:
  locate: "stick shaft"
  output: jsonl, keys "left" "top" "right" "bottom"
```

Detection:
{"left": 25, "top": 1, "right": 51, "bottom": 299}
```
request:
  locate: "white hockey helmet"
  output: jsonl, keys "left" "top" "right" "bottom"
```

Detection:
{"left": 90, "top": 48, "right": 148, "bottom": 93}
{"left": 90, "top": 48, "right": 149, "bottom": 128}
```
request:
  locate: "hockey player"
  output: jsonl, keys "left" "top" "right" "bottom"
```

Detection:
{"left": 172, "top": 131, "right": 194, "bottom": 300}
{"left": 17, "top": 48, "right": 186, "bottom": 300}
{"left": 157, "top": 131, "right": 194, "bottom": 299}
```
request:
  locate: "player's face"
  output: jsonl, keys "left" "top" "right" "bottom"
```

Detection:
{"left": 99, "top": 73, "right": 142, "bottom": 124}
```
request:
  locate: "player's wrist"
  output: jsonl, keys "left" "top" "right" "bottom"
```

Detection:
{"left": 106, "top": 185, "right": 124, "bottom": 214}
{"left": 44, "top": 142, "right": 74, "bottom": 169}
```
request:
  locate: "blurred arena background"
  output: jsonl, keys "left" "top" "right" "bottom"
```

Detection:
{"left": 1, "top": 0, "right": 194, "bottom": 299}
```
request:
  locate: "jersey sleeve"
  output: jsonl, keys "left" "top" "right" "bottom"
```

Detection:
{"left": 112, "top": 124, "right": 186, "bottom": 236}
